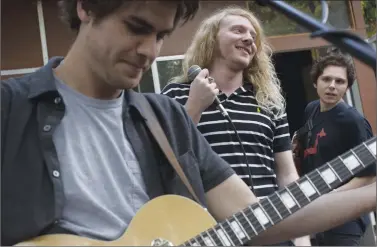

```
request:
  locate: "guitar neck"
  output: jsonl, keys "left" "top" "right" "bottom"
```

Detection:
{"left": 183, "top": 137, "right": 376, "bottom": 246}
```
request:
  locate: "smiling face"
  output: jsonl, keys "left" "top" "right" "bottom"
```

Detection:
{"left": 215, "top": 15, "right": 257, "bottom": 71}
{"left": 314, "top": 65, "right": 349, "bottom": 110}
{"left": 78, "top": 1, "right": 177, "bottom": 90}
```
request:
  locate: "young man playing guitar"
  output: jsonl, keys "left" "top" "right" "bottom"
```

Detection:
{"left": 292, "top": 52, "right": 376, "bottom": 245}
{"left": 1, "top": 1, "right": 376, "bottom": 246}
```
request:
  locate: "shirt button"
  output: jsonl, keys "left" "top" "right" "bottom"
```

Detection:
{"left": 54, "top": 97, "right": 62, "bottom": 104}
{"left": 52, "top": 170, "right": 60, "bottom": 178}
{"left": 43, "top": 125, "right": 51, "bottom": 132}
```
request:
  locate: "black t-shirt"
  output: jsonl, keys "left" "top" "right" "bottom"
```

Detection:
{"left": 301, "top": 100, "right": 376, "bottom": 179}
{"left": 299, "top": 100, "right": 375, "bottom": 236}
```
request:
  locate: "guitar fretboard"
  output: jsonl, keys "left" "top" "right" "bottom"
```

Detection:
{"left": 181, "top": 137, "right": 376, "bottom": 246}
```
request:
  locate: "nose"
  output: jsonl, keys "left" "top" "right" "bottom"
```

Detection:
{"left": 329, "top": 80, "right": 336, "bottom": 89}
{"left": 242, "top": 33, "right": 253, "bottom": 46}
{"left": 137, "top": 35, "right": 160, "bottom": 61}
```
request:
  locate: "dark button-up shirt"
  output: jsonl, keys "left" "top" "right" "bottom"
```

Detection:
{"left": 1, "top": 57, "right": 234, "bottom": 245}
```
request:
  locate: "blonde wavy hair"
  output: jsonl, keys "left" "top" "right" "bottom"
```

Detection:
{"left": 170, "top": 6, "right": 286, "bottom": 118}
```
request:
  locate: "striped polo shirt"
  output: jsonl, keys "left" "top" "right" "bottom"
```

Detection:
{"left": 161, "top": 82, "right": 292, "bottom": 198}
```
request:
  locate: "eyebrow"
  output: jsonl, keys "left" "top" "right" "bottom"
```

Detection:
{"left": 322, "top": 75, "right": 346, "bottom": 81}
{"left": 128, "top": 16, "right": 174, "bottom": 35}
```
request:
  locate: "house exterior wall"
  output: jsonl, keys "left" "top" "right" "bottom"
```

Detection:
{"left": 1, "top": 0, "right": 375, "bottom": 132}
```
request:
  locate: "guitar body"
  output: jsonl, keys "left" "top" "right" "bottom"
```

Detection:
{"left": 16, "top": 195, "right": 216, "bottom": 246}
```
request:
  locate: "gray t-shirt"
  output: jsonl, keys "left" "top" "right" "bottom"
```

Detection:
{"left": 52, "top": 76, "right": 149, "bottom": 240}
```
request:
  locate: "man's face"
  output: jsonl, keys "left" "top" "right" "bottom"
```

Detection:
{"left": 80, "top": 2, "right": 176, "bottom": 90}
{"left": 215, "top": 15, "right": 257, "bottom": 71}
{"left": 314, "top": 65, "right": 349, "bottom": 108}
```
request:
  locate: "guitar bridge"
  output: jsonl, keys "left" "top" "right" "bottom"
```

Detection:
{"left": 151, "top": 238, "right": 174, "bottom": 246}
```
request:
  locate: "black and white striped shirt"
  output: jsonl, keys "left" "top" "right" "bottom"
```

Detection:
{"left": 161, "top": 82, "right": 292, "bottom": 198}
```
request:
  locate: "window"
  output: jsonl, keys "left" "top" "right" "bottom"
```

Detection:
{"left": 137, "top": 68, "right": 154, "bottom": 93}
{"left": 1, "top": 68, "right": 39, "bottom": 81}
{"left": 247, "top": 1, "right": 351, "bottom": 36}
{"left": 156, "top": 59, "right": 184, "bottom": 90}
{"left": 135, "top": 56, "right": 184, "bottom": 93}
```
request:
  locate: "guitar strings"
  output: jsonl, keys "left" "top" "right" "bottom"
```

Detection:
{"left": 234, "top": 145, "right": 374, "bottom": 239}
{"left": 184, "top": 141, "right": 375, "bottom": 246}
{"left": 185, "top": 145, "right": 374, "bottom": 246}
{"left": 226, "top": 145, "right": 374, "bottom": 243}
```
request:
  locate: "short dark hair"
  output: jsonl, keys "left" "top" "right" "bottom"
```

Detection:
{"left": 58, "top": 0, "right": 199, "bottom": 31}
{"left": 310, "top": 53, "right": 356, "bottom": 88}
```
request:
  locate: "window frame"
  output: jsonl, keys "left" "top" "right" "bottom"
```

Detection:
{"left": 150, "top": 55, "right": 185, "bottom": 93}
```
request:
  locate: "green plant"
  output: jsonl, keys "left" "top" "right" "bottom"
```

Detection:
{"left": 361, "top": 0, "right": 376, "bottom": 37}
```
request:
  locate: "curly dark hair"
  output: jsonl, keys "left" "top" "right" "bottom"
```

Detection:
{"left": 58, "top": 0, "right": 199, "bottom": 31}
{"left": 310, "top": 53, "right": 356, "bottom": 88}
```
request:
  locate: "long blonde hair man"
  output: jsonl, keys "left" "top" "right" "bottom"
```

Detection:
{"left": 163, "top": 6, "right": 311, "bottom": 246}
{"left": 170, "top": 6, "right": 285, "bottom": 118}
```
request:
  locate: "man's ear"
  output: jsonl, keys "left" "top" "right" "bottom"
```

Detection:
{"left": 313, "top": 83, "right": 317, "bottom": 89}
{"left": 77, "top": 0, "right": 91, "bottom": 24}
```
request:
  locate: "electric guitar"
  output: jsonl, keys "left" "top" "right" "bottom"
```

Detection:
{"left": 16, "top": 137, "right": 376, "bottom": 246}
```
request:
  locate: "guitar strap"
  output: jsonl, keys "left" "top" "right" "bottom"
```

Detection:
{"left": 296, "top": 104, "right": 321, "bottom": 140}
{"left": 294, "top": 103, "right": 325, "bottom": 174}
{"left": 137, "top": 94, "right": 201, "bottom": 205}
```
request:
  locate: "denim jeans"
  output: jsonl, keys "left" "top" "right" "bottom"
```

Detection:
{"left": 311, "top": 218, "right": 367, "bottom": 246}
{"left": 265, "top": 240, "right": 295, "bottom": 246}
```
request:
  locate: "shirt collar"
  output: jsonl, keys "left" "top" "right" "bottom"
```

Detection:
{"left": 123, "top": 89, "right": 150, "bottom": 120}
{"left": 240, "top": 82, "right": 254, "bottom": 93}
{"left": 27, "top": 56, "right": 148, "bottom": 120}
{"left": 28, "top": 57, "right": 64, "bottom": 99}
{"left": 27, "top": 57, "right": 186, "bottom": 121}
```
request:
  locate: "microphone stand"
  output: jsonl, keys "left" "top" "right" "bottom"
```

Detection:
{"left": 255, "top": 0, "right": 376, "bottom": 74}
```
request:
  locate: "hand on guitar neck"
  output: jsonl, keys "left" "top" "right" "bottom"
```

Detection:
{"left": 249, "top": 180, "right": 376, "bottom": 246}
